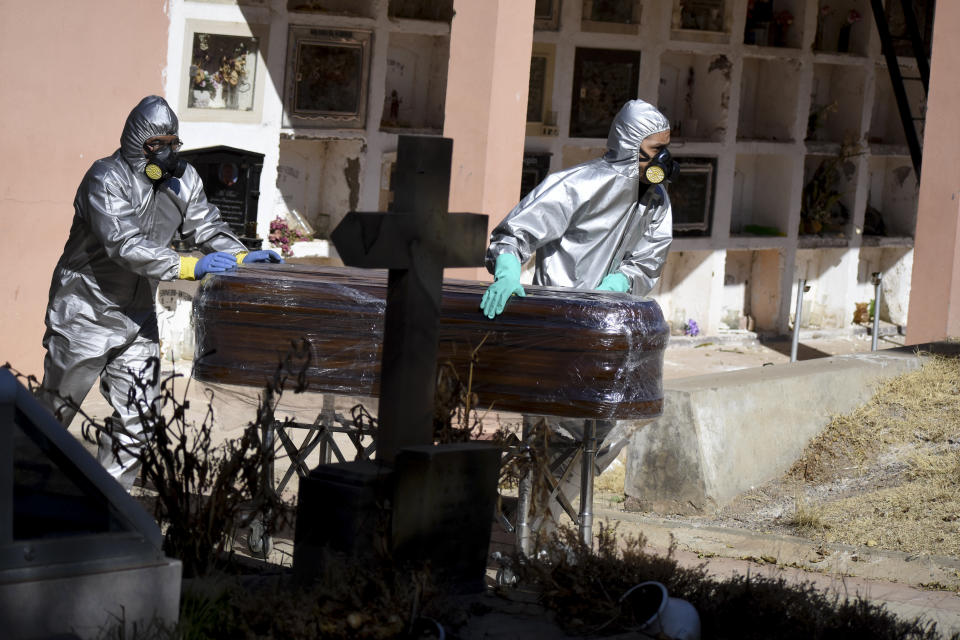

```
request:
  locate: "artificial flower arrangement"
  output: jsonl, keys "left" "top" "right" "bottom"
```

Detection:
{"left": 268, "top": 216, "right": 311, "bottom": 257}
{"left": 188, "top": 35, "right": 252, "bottom": 107}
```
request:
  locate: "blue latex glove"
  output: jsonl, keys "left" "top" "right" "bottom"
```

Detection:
{"left": 242, "top": 250, "right": 284, "bottom": 264}
{"left": 195, "top": 252, "right": 238, "bottom": 279}
{"left": 596, "top": 272, "right": 630, "bottom": 293}
{"left": 480, "top": 253, "right": 526, "bottom": 319}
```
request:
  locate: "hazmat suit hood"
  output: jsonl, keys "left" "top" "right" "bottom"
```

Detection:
{"left": 603, "top": 100, "right": 671, "bottom": 179}
{"left": 120, "top": 95, "right": 179, "bottom": 175}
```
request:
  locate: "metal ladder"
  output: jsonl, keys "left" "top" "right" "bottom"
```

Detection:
{"left": 869, "top": 0, "right": 932, "bottom": 179}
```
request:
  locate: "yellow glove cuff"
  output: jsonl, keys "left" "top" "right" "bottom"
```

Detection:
{"left": 235, "top": 251, "right": 248, "bottom": 265}
{"left": 179, "top": 256, "right": 199, "bottom": 280}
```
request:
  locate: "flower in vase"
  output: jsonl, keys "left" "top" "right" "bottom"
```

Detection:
{"left": 774, "top": 10, "right": 794, "bottom": 27}
{"left": 190, "top": 65, "right": 215, "bottom": 91}
{"left": 684, "top": 319, "right": 700, "bottom": 337}
{"left": 815, "top": 6, "right": 834, "bottom": 49}
{"left": 847, "top": 9, "right": 862, "bottom": 24}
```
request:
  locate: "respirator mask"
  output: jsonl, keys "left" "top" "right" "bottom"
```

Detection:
{"left": 640, "top": 147, "right": 679, "bottom": 185}
{"left": 143, "top": 137, "right": 186, "bottom": 182}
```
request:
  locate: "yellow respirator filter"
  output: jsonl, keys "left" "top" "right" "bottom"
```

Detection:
{"left": 145, "top": 163, "right": 164, "bottom": 181}
{"left": 645, "top": 164, "right": 666, "bottom": 184}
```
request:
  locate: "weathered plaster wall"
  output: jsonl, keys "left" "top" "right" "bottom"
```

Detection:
{"left": 794, "top": 248, "right": 858, "bottom": 329}
{"left": 857, "top": 247, "right": 913, "bottom": 327}
{"left": 276, "top": 138, "right": 366, "bottom": 237}
{"left": 0, "top": 1, "right": 168, "bottom": 376}
{"left": 652, "top": 250, "right": 725, "bottom": 335}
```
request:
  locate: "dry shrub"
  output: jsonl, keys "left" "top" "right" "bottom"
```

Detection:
{"left": 787, "top": 494, "right": 826, "bottom": 535}
{"left": 508, "top": 525, "right": 952, "bottom": 639}
{"left": 176, "top": 560, "right": 451, "bottom": 640}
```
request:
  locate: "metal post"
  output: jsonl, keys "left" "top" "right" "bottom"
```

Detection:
{"left": 790, "top": 279, "right": 807, "bottom": 362}
{"left": 319, "top": 394, "right": 336, "bottom": 464}
{"left": 578, "top": 419, "right": 597, "bottom": 548}
{"left": 516, "top": 419, "right": 534, "bottom": 557}
{"left": 872, "top": 272, "right": 883, "bottom": 351}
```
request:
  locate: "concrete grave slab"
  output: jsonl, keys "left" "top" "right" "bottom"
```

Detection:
{"left": 0, "top": 368, "right": 181, "bottom": 639}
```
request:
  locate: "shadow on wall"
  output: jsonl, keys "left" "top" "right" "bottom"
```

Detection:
{"left": 794, "top": 247, "right": 847, "bottom": 328}
{"left": 652, "top": 250, "right": 714, "bottom": 334}
{"left": 219, "top": 3, "right": 369, "bottom": 247}
{"left": 857, "top": 246, "right": 913, "bottom": 325}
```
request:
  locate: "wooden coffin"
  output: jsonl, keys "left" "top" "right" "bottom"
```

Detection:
{"left": 192, "top": 265, "right": 668, "bottom": 419}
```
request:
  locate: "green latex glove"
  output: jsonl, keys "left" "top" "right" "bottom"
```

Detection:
{"left": 596, "top": 272, "right": 630, "bottom": 293}
{"left": 480, "top": 253, "right": 526, "bottom": 319}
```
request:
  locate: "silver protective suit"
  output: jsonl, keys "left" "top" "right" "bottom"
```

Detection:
{"left": 39, "top": 95, "right": 245, "bottom": 489}
{"left": 486, "top": 100, "right": 673, "bottom": 539}
{"left": 486, "top": 99, "right": 673, "bottom": 296}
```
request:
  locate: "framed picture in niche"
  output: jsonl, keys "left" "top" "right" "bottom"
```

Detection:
{"left": 388, "top": 0, "right": 454, "bottom": 22}
{"left": 669, "top": 157, "right": 717, "bottom": 235}
{"left": 534, "top": 0, "right": 561, "bottom": 30}
{"left": 674, "top": 0, "right": 725, "bottom": 31}
{"left": 189, "top": 0, "right": 268, "bottom": 5}
{"left": 287, "top": 0, "right": 375, "bottom": 18}
{"left": 570, "top": 47, "right": 640, "bottom": 138}
{"left": 581, "top": 0, "right": 642, "bottom": 34}
{"left": 520, "top": 152, "right": 552, "bottom": 200}
{"left": 283, "top": 26, "right": 372, "bottom": 129}
{"left": 526, "top": 43, "right": 557, "bottom": 136}
{"left": 179, "top": 19, "right": 268, "bottom": 123}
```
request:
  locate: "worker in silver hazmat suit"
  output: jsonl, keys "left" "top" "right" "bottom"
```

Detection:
{"left": 481, "top": 99, "right": 675, "bottom": 547}
{"left": 38, "top": 95, "right": 283, "bottom": 490}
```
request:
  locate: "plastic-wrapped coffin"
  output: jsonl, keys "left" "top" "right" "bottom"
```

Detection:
{"left": 192, "top": 265, "right": 668, "bottom": 420}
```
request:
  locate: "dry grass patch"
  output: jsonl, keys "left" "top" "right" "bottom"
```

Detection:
{"left": 595, "top": 456, "right": 627, "bottom": 493}
{"left": 813, "top": 450, "right": 960, "bottom": 557}
{"left": 788, "top": 354, "right": 960, "bottom": 483}
{"left": 784, "top": 354, "right": 960, "bottom": 558}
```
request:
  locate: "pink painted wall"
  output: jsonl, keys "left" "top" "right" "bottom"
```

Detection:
{"left": 906, "top": 1, "right": 960, "bottom": 344}
{"left": 0, "top": 1, "right": 168, "bottom": 375}
{"left": 444, "top": 0, "right": 535, "bottom": 282}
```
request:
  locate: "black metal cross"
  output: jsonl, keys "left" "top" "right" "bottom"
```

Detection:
{"left": 331, "top": 135, "right": 488, "bottom": 464}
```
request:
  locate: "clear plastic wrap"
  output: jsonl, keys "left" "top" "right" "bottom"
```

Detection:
{"left": 192, "top": 264, "right": 668, "bottom": 419}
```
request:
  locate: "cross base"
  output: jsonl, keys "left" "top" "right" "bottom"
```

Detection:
{"left": 292, "top": 443, "right": 501, "bottom": 593}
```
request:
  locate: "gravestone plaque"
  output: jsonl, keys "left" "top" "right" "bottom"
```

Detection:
{"left": 670, "top": 156, "right": 716, "bottom": 235}
{"left": 180, "top": 145, "right": 264, "bottom": 249}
